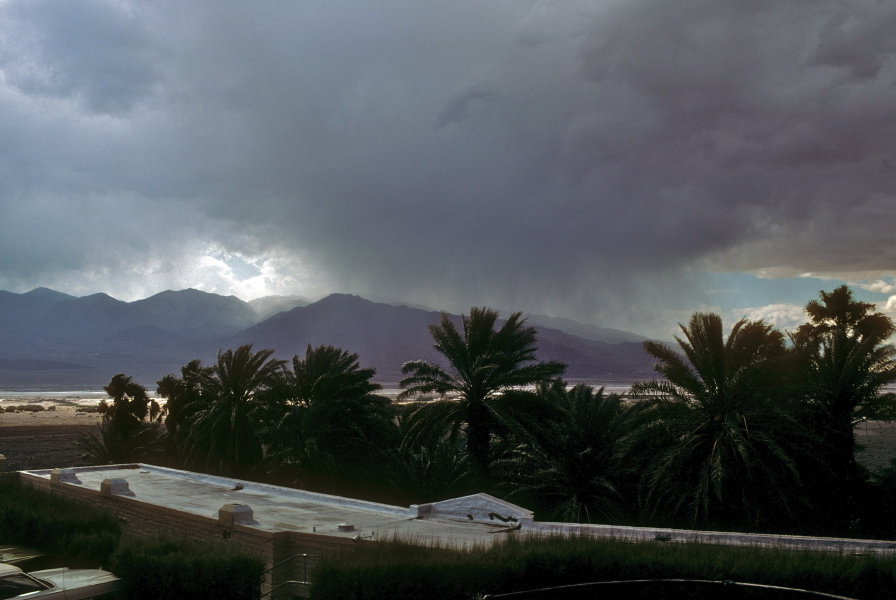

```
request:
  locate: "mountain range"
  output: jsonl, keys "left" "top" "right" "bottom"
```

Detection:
{"left": 0, "top": 288, "right": 658, "bottom": 390}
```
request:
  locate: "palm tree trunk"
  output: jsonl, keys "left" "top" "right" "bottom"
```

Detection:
{"left": 820, "top": 402, "right": 860, "bottom": 529}
{"left": 466, "top": 401, "right": 491, "bottom": 478}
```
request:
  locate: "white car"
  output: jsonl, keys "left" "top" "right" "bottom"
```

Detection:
{"left": 0, "top": 563, "right": 121, "bottom": 600}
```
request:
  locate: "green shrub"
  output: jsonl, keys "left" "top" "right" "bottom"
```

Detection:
{"left": 108, "top": 537, "right": 266, "bottom": 600}
{"left": 311, "top": 535, "right": 896, "bottom": 600}
{"left": 0, "top": 480, "right": 121, "bottom": 563}
{"left": 0, "top": 482, "right": 265, "bottom": 598}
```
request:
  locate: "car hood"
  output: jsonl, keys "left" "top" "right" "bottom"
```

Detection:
{"left": 32, "top": 567, "right": 121, "bottom": 589}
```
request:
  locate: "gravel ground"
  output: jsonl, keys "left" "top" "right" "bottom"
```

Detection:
{"left": 0, "top": 408, "right": 102, "bottom": 471}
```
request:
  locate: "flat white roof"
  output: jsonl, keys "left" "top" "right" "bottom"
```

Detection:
{"left": 22, "top": 464, "right": 896, "bottom": 555}
{"left": 22, "top": 464, "right": 529, "bottom": 548}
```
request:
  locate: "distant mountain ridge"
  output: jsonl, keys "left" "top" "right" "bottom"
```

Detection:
{"left": 0, "top": 288, "right": 656, "bottom": 389}
{"left": 523, "top": 314, "right": 645, "bottom": 345}
{"left": 248, "top": 295, "right": 310, "bottom": 320}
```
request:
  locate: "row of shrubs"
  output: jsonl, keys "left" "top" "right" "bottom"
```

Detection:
{"left": 0, "top": 480, "right": 265, "bottom": 599}
{"left": 3, "top": 404, "right": 56, "bottom": 412}
{"left": 2, "top": 404, "right": 104, "bottom": 413}
{"left": 311, "top": 535, "right": 896, "bottom": 600}
{"left": 2, "top": 404, "right": 104, "bottom": 412}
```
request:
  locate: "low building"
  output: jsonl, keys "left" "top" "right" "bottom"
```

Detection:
{"left": 18, "top": 464, "right": 530, "bottom": 598}
{"left": 16, "top": 463, "right": 896, "bottom": 598}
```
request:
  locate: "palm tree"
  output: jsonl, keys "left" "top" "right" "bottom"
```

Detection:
{"left": 389, "top": 433, "right": 473, "bottom": 504}
{"left": 263, "top": 345, "right": 397, "bottom": 486}
{"left": 100, "top": 374, "right": 162, "bottom": 429}
{"left": 78, "top": 373, "right": 167, "bottom": 465}
{"left": 179, "top": 345, "right": 285, "bottom": 476}
{"left": 792, "top": 286, "right": 896, "bottom": 524}
{"left": 497, "top": 381, "right": 626, "bottom": 523}
{"left": 77, "top": 418, "right": 167, "bottom": 465}
{"left": 797, "top": 285, "right": 894, "bottom": 344}
{"left": 398, "top": 307, "right": 566, "bottom": 477}
{"left": 157, "top": 359, "right": 215, "bottom": 433}
{"left": 622, "top": 313, "right": 805, "bottom": 528}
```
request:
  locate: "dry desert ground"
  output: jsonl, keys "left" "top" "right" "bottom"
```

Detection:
{"left": 0, "top": 404, "right": 103, "bottom": 471}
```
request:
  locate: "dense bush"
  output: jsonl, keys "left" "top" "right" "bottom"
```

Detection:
{"left": 8, "top": 404, "right": 45, "bottom": 412}
{"left": 311, "top": 535, "right": 896, "bottom": 600}
{"left": 108, "top": 537, "right": 266, "bottom": 600}
{"left": 0, "top": 481, "right": 266, "bottom": 599}
{"left": 0, "top": 480, "right": 121, "bottom": 564}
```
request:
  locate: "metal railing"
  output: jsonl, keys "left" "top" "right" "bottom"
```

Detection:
{"left": 259, "top": 553, "right": 319, "bottom": 599}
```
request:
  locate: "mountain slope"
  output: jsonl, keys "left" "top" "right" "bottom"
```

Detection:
{"left": 524, "top": 313, "right": 646, "bottom": 344}
{"left": 0, "top": 288, "right": 656, "bottom": 388}
{"left": 0, "top": 288, "right": 260, "bottom": 387}
{"left": 130, "top": 289, "right": 259, "bottom": 335}
{"left": 233, "top": 294, "right": 656, "bottom": 383}
{"left": 232, "top": 294, "right": 446, "bottom": 380}
{"left": 248, "top": 295, "right": 310, "bottom": 320}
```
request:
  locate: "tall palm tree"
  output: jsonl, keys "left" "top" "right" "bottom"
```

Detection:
{"left": 180, "top": 345, "right": 284, "bottom": 476}
{"left": 101, "top": 374, "right": 162, "bottom": 428}
{"left": 498, "top": 381, "right": 626, "bottom": 523}
{"left": 399, "top": 307, "right": 566, "bottom": 476}
{"left": 797, "top": 285, "right": 894, "bottom": 344}
{"left": 157, "top": 359, "right": 215, "bottom": 433}
{"left": 792, "top": 286, "right": 896, "bottom": 523}
{"left": 77, "top": 417, "right": 167, "bottom": 465}
{"left": 622, "top": 313, "right": 805, "bottom": 528}
{"left": 79, "top": 374, "right": 165, "bottom": 465}
{"left": 263, "top": 345, "right": 397, "bottom": 485}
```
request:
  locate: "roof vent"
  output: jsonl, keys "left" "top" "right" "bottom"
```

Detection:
{"left": 219, "top": 503, "right": 254, "bottom": 527}
{"left": 101, "top": 478, "right": 131, "bottom": 496}
{"left": 50, "top": 468, "right": 80, "bottom": 484}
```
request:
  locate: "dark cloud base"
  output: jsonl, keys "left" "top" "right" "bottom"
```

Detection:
{"left": 2, "top": 0, "right": 895, "bottom": 338}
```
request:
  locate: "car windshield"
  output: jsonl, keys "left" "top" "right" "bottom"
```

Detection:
{"left": 0, "top": 572, "right": 50, "bottom": 599}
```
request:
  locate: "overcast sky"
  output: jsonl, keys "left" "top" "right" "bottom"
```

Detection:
{"left": 2, "top": 0, "right": 895, "bottom": 339}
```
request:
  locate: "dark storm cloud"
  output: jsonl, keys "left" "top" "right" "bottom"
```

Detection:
{"left": 1, "top": 0, "right": 159, "bottom": 114}
{"left": 1, "top": 0, "right": 895, "bottom": 335}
